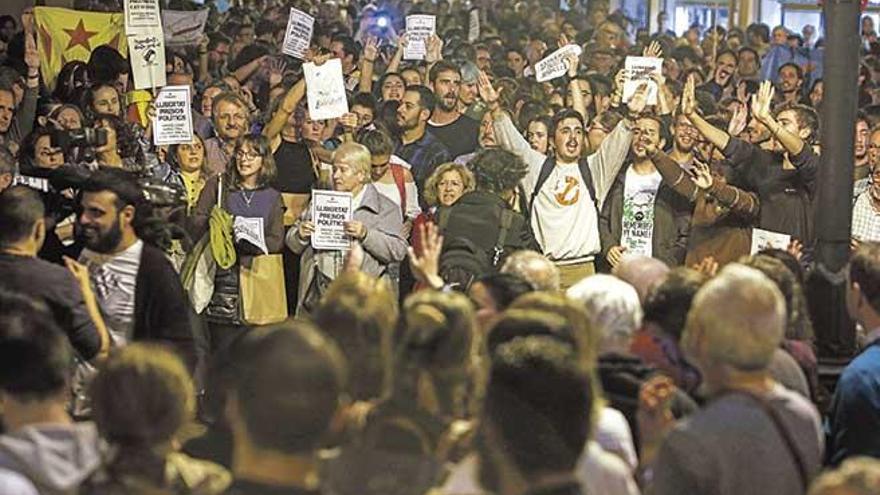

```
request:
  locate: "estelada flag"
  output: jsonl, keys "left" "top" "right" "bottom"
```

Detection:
{"left": 34, "top": 7, "right": 127, "bottom": 90}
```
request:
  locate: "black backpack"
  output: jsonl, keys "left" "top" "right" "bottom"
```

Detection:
{"left": 528, "top": 157, "right": 598, "bottom": 216}
{"left": 435, "top": 206, "right": 516, "bottom": 290}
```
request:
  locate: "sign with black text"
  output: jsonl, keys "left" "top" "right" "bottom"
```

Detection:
{"left": 124, "top": 0, "right": 161, "bottom": 32}
{"left": 303, "top": 59, "right": 349, "bottom": 120}
{"left": 128, "top": 30, "right": 166, "bottom": 89}
{"left": 311, "top": 190, "right": 352, "bottom": 251}
{"left": 281, "top": 7, "right": 314, "bottom": 59}
{"left": 152, "top": 85, "right": 193, "bottom": 145}
{"left": 404, "top": 15, "right": 435, "bottom": 60}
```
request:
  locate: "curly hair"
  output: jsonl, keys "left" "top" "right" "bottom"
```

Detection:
{"left": 95, "top": 114, "right": 141, "bottom": 160}
{"left": 469, "top": 148, "right": 529, "bottom": 195}
{"left": 422, "top": 162, "right": 475, "bottom": 207}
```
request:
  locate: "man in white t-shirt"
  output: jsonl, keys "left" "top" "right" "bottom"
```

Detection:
{"left": 599, "top": 115, "right": 690, "bottom": 271}
{"left": 482, "top": 73, "right": 648, "bottom": 287}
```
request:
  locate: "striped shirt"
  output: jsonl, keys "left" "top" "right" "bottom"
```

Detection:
{"left": 852, "top": 191, "right": 880, "bottom": 242}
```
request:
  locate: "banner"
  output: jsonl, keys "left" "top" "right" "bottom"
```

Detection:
{"left": 124, "top": 0, "right": 161, "bottom": 32}
{"left": 312, "top": 190, "right": 352, "bottom": 251}
{"left": 152, "top": 85, "right": 193, "bottom": 145}
{"left": 35, "top": 7, "right": 127, "bottom": 90}
{"left": 162, "top": 9, "right": 210, "bottom": 47}
{"left": 534, "top": 44, "right": 582, "bottom": 83}
{"left": 404, "top": 15, "right": 436, "bottom": 60}
{"left": 128, "top": 30, "right": 166, "bottom": 90}
{"left": 303, "top": 58, "right": 349, "bottom": 120}
{"left": 281, "top": 7, "right": 314, "bottom": 59}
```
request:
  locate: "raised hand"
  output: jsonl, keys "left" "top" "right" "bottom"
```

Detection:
{"left": 343, "top": 241, "right": 365, "bottom": 273}
{"left": 692, "top": 160, "right": 714, "bottom": 190}
{"left": 426, "top": 34, "right": 444, "bottom": 64}
{"left": 607, "top": 245, "right": 627, "bottom": 268}
{"left": 558, "top": 33, "right": 571, "bottom": 48}
{"left": 693, "top": 256, "right": 719, "bottom": 277}
{"left": 477, "top": 70, "right": 501, "bottom": 108}
{"left": 787, "top": 239, "right": 804, "bottom": 261}
{"left": 627, "top": 83, "right": 649, "bottom": 115}
{"left": 339, "top": 112, "right": 359, "bottom": 130}
{"left": 24, "top": 30, "right": 39, "bottom": 75}
{"left": 267, "top": 58, "right": 287, "bottom": 87}
{"left": 728, "top": 101, "right": 748, "bottom": 137}
{"left": 751, "top": 80, "right": 775, "bottom": 124}
{"left": 408, "top": 221, "right": 445, "bottom": 289}
{"left": 681, "top": 75, "right": 697, "bottom": 117}
{"left": 363, "top": 36, "right": 379, "bottom": 63}
{"left": 643, "top": 40, "right": 662, "bottom": 59}
{"left": 564, "top": 52, "right": 579, "bottom": 78}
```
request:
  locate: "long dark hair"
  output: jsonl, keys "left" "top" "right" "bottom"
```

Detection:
{"left": 227, "top": 134, "right": 277, "bottom": 190}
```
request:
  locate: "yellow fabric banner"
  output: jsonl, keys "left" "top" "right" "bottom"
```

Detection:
{"left": 34, "top": 7, "right": 127, "bottom": 90}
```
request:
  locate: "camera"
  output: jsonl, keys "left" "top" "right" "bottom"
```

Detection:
{"left": 50, "top": 127, "right": 108, "bottom": 150}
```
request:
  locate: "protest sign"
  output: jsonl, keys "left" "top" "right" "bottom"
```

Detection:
{"left": 404, "top": 15, "right": 436, "bottom": 60}
{"left": 128, "top": 30, "right": 166, "bottom": 89}
{"left": 534, "top": 44, "right": 582, "bottom": 83}
{"left": 623, "top": 56, "right": 662, "bottom": 105}
{"left": 303, "top": 59, "right": 349, "bottom": 120}
{"left": 124, "top": 0, "right": 161, "bottom": 32}
{"left": 281, "top": 7, "right": 314, "bottom": 59}
{"left": 234, "top": 217, "right": 268, "bottom": 255}
{"left": 162, "top": 9, "right": 210, "bottom": 47}
{"left": 152, "top": 85, "right": 193, "bottom": 145}
{"left": 468, "top": 8, "right": 480, "bottom": 43}
{"left": 312, "top": 190, "right": 353, "bottom": 251}
{"left": 750, "top": 228, "right": 791, "bottom": 254}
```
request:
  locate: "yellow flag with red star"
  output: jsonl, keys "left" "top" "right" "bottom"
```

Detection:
{"left": 34, "top": 7, "right": 127, "bottom": 90}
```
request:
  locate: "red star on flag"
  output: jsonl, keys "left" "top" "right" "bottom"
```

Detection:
{"left": 63, "top": 19, "right": 98, "bottom": 51}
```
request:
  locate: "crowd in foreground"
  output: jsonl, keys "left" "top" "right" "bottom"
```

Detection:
{"left": 2, "top": 0, "right": 880, "bottom": 493}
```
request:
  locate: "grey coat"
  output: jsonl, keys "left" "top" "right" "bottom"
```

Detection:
{"left": 286, "top": 184, "right": 408, "bottom": 314}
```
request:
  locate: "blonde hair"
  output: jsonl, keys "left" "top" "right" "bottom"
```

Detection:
{"left": 809, "top": 457, "right": 880, "bottom": 495}
{"left": 333, "top": 142, "right": 372, "bottom": 182}
{"left": 423, "top": 162, "right": 476, "bottom": 207}
{"left": 682, "top": 264, "right": 786, "bottom": 372}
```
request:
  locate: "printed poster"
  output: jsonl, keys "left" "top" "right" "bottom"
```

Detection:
{"left": 124, "top": 0, "right": 160, "bottom": 32}
{"left": 303, "top": 58, "right": 349, "bottom": 120}
{"left": 128, "top": 30, "right": 166, "bottom": 89}
{"left": 468, "top": 8, "right": 480, "bottom": 43}
{"left": 312, "top": 190, "right": 353, "bottom": 251}
{"left": 750, "top": 228, "right": 791, "bottom": 254}
{"left": 404, "top": 15, "right": 436, "bottom": 60}
{"left": 620, "top": 171, "right": 662, "bottom": 258}
{"left": 534, "top": 44, "right": 582, "bottom": 83}
{"left": 623, "top": 56, "right": 662, "bottom": 105}
{"left": 281, "top": 7, "right": 314, "bottom": 59}
{"left": 152, "top": 85, "right": 194, "bottom": 145}
{"left": 162, "top": 9, "right": 210, "bottom": 47}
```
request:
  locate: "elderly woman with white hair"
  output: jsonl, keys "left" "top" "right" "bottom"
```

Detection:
{"left": 567, "top": 274, "right": 697, "bottom": 474}
{"left": 287, "top": 142, "right": 408, "bottom": 315}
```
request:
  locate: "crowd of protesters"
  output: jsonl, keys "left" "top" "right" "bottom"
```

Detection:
{"left": 1, "top": 0, "right": 880, "bottom": 493}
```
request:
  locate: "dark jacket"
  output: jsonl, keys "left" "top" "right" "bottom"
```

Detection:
{"left": 438, "top": 190, "right": 540, "bottom": 259}
{"left": 134, "top": 244, "right": 197, "bottom": 369}
{"left": 598, "top": 164, "right": 691, "bottom": 271}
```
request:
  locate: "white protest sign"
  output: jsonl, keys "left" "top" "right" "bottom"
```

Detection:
{"left": 125, "top": 0, "right": 161, "bottom": 32}
{"left": 152, "top": 85, "right": 194, "bottom": 146}
{"left": 311, "top": 190, "right": 353, "bottom": 251}
{"left": 234, "top": 216, "right": 268, "bottom": 255}
{"left": 281, "top": 7, "right": 314, "bottom": 59}
{"left": 404, "top": 15, "right": 436, "bottom": 60}
{"left": 534, "top": 44, "right": 582, "bottom": 83}
{"left": 468, "top": 8, "right": 480, "bottom": 43}
{"left": 128, "top": 30, "right": 166, "bottom": 89}
{"left": 162, "top": 9, "right": 210, "bottom": 47}
{"left": 750, "top": 228, "right": 791, "bottom": 254}
{"left": 303, "top": 58, "right": 349, "bottom": 120}
{"left": 623, "top": 56, "right": 662, "bottom": 105}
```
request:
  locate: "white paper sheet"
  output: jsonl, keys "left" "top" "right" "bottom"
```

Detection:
{"left": 152, "top": 85, "right": 194, "bottom": 146}
{"left": 311, "top": 190, "right": 352, "bottom": 251}
{"left": 281, "top": 7, "right": 314, "bottom": 59}
{"left": 303, "top": 59, "right": 349, "bottom": 120}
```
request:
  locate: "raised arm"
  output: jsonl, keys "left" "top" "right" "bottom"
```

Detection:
{"left": 751, "top": 80, "right": 805, "bottom": 156}
{"left": 386, "top": 34, "right": 406, "bottom": 74}
{"left": 232, "top": 55, "right": 269, "bottom": 86}
{"left": 480, "top": 71, "right": 547, "bottom": 176}
{"left": 262, "top": 78, "right": 305, "bottom": 140}
{"left": 589, "top": 84, "right": 647, "bottom": 205}
{"left": 358, "top": 37, "right": 379, "bottom": 94}
{"left": 681, "top": 74, "right": 730, "bottom": 151}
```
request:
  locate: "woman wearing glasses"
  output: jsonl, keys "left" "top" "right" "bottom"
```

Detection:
{"left": 188, "top": 133, "right": 285, "bottom": 353}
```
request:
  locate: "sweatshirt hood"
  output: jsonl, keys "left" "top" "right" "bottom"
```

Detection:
{"left": 0, "top": 422, "right": 101, "bottom": 494}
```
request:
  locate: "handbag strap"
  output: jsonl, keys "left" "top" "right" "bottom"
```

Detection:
{"left": 725, "top": 390, "right": 809, "bottom": 490}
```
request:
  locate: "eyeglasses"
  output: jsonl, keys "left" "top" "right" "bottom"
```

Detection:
{"left": 235, "top": 150, "right": 260, "bottom": 160}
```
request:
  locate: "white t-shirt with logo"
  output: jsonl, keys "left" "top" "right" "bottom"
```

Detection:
{"left": 79, "top": 240, "right": 143, "bottom": 347}
{"left": 620, "top": 167, "right": 662, "bottom": 257}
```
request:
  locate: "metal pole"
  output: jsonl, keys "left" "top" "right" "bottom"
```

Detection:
{"left": 808, "top": 0, "right": 861, "bottom": 360}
